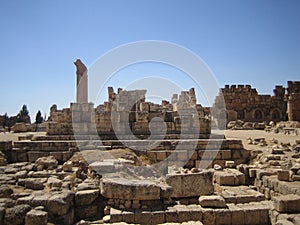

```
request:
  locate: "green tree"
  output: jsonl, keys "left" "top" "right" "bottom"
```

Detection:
{"left": 2, "top": 113, "right": 8, "bottom": 128}
{"left": 17, "top": 104, "right": 31, "bottom": 123}
{"left": 19, "top": 105, "right": 29, "bottom": 117}
{"left": 35, "top": 110, "right": 44, "bottom": 124}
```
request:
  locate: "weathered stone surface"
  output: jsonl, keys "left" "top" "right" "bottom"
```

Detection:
{"left": 75, "top": 189, "right": 99, "bottom": 206}
{"left": 166, "top": 170, "right": 214, "bottom": 198}
{"left": 35, "top": 156, "right": 58, "bottom": 170}
{"left": 75, "top": 205, "right": 98, "bottom": 220}
{"left": 47, "top": 191, "right": 74, "bottom": 216}
{"left": 275, "top": 219, "right": 294, "bottom": 225}
{"left": 0, "top": 206, "right": 5, "bottom": 224}
{"left": 24, "top": 178, "right": 47, "bottom": 190}
{"left": 25, "top": 209, "right": 48, "bottom": 225}
{"left": 46, "top": 177, "right": 62, "bottom": 189}
{"left": 214, "top": 169, "right": 245, "bottom": 186}
{"left": 199, "top": 195, "right": 227, "bottom": 208}
{"left": 0, "top": 198, "right": 16, "bottom": 208}
{"left": 0, "top": 185, "right": 12, "bottom": 198}
{"left": 100, "top": 178, "right": 160, "bottom": 200}
{"left": 4, "top": 204, "right": 31, "bottom": 225}
{"left": 274, "top": 194, "right": 300, "bottom": 213}
{"left": 277, "top": 170, "right": 290, "bottom": 181}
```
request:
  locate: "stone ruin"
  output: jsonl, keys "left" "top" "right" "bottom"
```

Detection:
{"left": 46, "top": 86, "right": 211, "bottom": 139}
{"left": 213, "top": 82, "right": 300, "bottom": 124}
{"left": 0, "top": 59, "right": 300, "bottom": 225}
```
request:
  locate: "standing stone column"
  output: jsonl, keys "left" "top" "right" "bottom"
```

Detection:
{"left": 74, "top": 59, "right": 88, "bottom": 103}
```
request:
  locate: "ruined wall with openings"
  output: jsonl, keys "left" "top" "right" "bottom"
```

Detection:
{"left": 287, "top": 81, "right": 300, "bottom": 121}
{"left": 213, "top": 84, "right": 287, "bottom": 123}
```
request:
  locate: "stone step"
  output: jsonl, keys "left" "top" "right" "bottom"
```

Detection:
{"left": 33, "top": 133, "right": 224, "bottom": 141}
{"left": 13, "top": 139, "right": 243, "bottom": 152}
{"left": 216, "top": 186, "right": 265, "bottom": 204}
{"left": 214, "top": 169, "right": 246, "bottom": 186}
{"left": 108, "top": 201, "right": 271, "bottom": 225}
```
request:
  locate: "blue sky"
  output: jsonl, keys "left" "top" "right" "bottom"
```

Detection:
{"left": 0, "top": 0, "right": 299, "bottom": 119}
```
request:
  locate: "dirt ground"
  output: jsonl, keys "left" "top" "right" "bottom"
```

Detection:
{"left": 224, "top": 129, "right": 300, "bottom": 150}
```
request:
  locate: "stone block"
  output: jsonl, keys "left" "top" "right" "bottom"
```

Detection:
{"left": 47, "top": 191, "right": 75, "bottom": 216}
{"left": 221, "top": 150, "right": 232, "bottom": 160}
{"left": 275, "top": 219, "right": 294, "bottom": 225}
{"left": 215, "top": 209, "right": 231, "bottom": 225}
{"left": 49, "top": 152, "right": 63, "bottom": 162}
{"left": 4, "top": 204, "right": 31, "bottom": 225}
{"left": 75, "top": 189, "right": 99, "bottom": 206}
{"left": 75, "top": 205, "right": 98, "bottom": 220}
{"left": 24, "top": 178, "right": 47, "bottom": 190}
{"left": 151, "top": 211, "right": 165, "bottom": 224}
{"left": 27, "top": 152, "right": 49, "bottom": 162}
{"left": 25, "top": 209, "right": 48, "bottom": 225}
{"left": 165, "top": 208, "right": 178, "bottom": 222}
{"left": 109, "top": 208, "right": 122, "bottom": 223}
{"left": 122, "top": 211, "right": 135, "bottom": 223}
{"left": 166, "top": 170, "right": 214, "bottom": 198}
{"left": 244, "top": 207, "right": 260, "bottom": 225}
{"left": 228, "top": 204, "right": 244, "bottom": 225}
{"left": 156, "top": 151, "right": 167, "bottom": 161}
{"left": 274, "top": 194, "right": 300, "bottom": 213}
{"left": 187, "top": 205, "right": 202, "bottom": 221}
{"left": 100, "top": 178, "right": 160, "bottom": 200}
{"left": 225, "top": 160, "right": 235, "bottom": 168}
{"left": 199, "top": 195, "right": 226, "bottom": 208}
{"left": 214, "top": 169, "right": 245, "bottom": 186}
{"left": 278, "top": 170, "right": 290, "bottom": 181}
{"left": 134, "top": 210, "right": 152, "bottom": 224}
{"left": 202, "top": 208, "right": 215, "bottom": 225}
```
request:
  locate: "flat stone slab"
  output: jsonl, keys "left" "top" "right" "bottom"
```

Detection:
{"left": 166, "top": 170, "right": 214, "bottom": 198}
{"left": 100, "top": 178, "right": 161, "bottom": 200}
{"left": 217, "top": 186, "right": 265, "bottom": 204}
{"left": 199, "top": 195, "right": 227, "bottom": 208}
{"left": 214, "top": 169, "right": 246, "bottom": 186}
{"left": 274, "top": 194, "right": 300, "bottom": 213}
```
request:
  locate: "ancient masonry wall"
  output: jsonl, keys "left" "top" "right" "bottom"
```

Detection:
{"left": 213, "top": 84, "right": 287, "bottom": 123}
{"left": 46, "top": 87, "right": 211, "bottom": 137}
{"left": 287, "top": 81, "right": 300, "bottom": 121}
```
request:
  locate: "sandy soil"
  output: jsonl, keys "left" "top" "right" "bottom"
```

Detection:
{"left": 225, "top": 129, "right": 300, "bottom": 150}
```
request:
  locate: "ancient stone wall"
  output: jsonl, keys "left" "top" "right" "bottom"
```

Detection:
{"left": 287, "top": 81, "right": 300, "bottom": 121}
{"left": 46, "top": 87, "right": 211, "bottom": 138}
{"left": 213, "top": 84, "right": 287, "bottom": 123}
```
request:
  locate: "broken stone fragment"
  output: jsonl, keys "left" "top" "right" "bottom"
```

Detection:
{"left": 214, "top": 164, "right": 222, "bottom": 171}
{"left": 0, "top": 185, "right": 13, "bottom": 198}
{"left": 199, "top": 195, "right": 227, "bottom": 208}
{"left": 35, "top": 156, "right": 58, "bottom": 170}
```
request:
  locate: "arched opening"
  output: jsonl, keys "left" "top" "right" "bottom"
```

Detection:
{"left": 272, "top": 109, "right": 281, "bottom": 120}
{"left": 254, "top": 109, "right": 263, "bottom": 120}
{"left": 237, "top": 110, "right": 245, "bottom": 120}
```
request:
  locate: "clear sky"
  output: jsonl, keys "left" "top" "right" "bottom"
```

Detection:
{"left": 0, "top": 0, "right": 299, "bottom": 120}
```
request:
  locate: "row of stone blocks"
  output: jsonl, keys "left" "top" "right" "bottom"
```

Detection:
{"left": 12, "top": 139, "right": 242, "bottom": 151}
{"left": 46, "top": 120, "right": 211, "bottom": 135}
{"left": 6, "top": 149, "right": 76, "bottom": 164}
{"left": 14, "top": 189, "right": 104, "bottom": 225}
{"left": 108, "top": 201, "right": 271, "bottom": 225}
{"left": 33, "top": 133, "right": 223, "bottom": 141}
{"left": 145, "top": 148, "right": 249, "bottom": 169}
